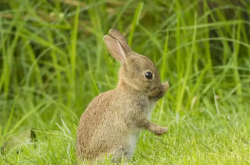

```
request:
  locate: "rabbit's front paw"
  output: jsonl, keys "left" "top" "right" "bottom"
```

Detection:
{"left": 162, "top": 81, "right": 169, "bottom": 92}
{"left": 154, "top": 126, "right": 168, "bottom": 136}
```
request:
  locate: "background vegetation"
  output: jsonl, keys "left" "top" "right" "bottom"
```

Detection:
{"left": 0, "top": 0, "right": 249, "bottom": 164}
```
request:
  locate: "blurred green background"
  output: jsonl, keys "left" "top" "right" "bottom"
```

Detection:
{"left": 0, "top": 0, "right": 249, "bottom": 164}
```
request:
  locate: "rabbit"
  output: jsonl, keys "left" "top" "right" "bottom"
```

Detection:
{"left": 76, "top": 29, "right": 169, "bottom": 163}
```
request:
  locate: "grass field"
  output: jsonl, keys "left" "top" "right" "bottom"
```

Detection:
{"left": 0, "top": 0, "right": 250, "bottom": 164}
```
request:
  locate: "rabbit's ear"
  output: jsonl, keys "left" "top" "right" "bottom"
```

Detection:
{"left": 108, "top": 29, "right": 132, "bottom": 53}
{"left": 103, "top": 35, "right": 126, "bottom": 63}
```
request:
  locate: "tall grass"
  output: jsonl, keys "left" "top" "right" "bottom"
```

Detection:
{"left": 0, "top": 0, "right": 250, "bottom": 164}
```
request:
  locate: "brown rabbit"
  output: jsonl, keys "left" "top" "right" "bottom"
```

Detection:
{"left": 77, "top": 29, "right": 169, "bottom": 163}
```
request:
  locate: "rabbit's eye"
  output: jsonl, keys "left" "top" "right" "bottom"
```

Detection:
{"left": 145, "top": 72, "right": 153, "bottom": 79}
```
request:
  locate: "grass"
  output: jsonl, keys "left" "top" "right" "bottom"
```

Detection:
{"left": 0, "top": 0, "right": 250, "bottom": 164}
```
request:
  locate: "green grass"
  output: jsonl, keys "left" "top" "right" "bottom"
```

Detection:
{"left": 0, "top": 0, "right": 250, "bottom": 164}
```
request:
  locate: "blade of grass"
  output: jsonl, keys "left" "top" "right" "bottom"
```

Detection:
{"left": 128, "top": 2, "right": 144, "bottom": 46}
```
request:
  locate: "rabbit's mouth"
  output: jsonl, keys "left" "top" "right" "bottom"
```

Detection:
{"left": 148, "top": 86, "right": 161, "bottom": 97}
{"left": 150, "top": 87, "right": 158, "bottom": 92}
{"left": 150, "top": 84, "right": 162, "bottom": 92}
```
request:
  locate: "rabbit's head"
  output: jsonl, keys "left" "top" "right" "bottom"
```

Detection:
{"left": 104, "top": 29, "right": 162, "bottom": 95}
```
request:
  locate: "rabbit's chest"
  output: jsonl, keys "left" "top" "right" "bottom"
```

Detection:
{"left": 146, "top": 101, "right": 156, "bottom": 119}
{"left": 128, "top": 134, "right": 138, "bottom": 157}
{"left": 133, "top": 99, "right": 152, "bottom": 109}
{"left": 132, "top": 98, "right": 156, "bottom": 119}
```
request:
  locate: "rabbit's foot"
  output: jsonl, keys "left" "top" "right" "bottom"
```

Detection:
{"left": 110, "top": 146, "right": 130, "bottom": 163}
{"left": 152, "top": 126, "right": 168, "bottom": 136}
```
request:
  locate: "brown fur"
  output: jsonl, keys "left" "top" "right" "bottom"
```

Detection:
{"left": 77, "top": 29, "right": 169, "bottom": 163}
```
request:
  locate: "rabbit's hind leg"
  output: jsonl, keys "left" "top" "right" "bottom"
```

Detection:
{"left": 110, "top": 146, "right": 130, "bottom": 163}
